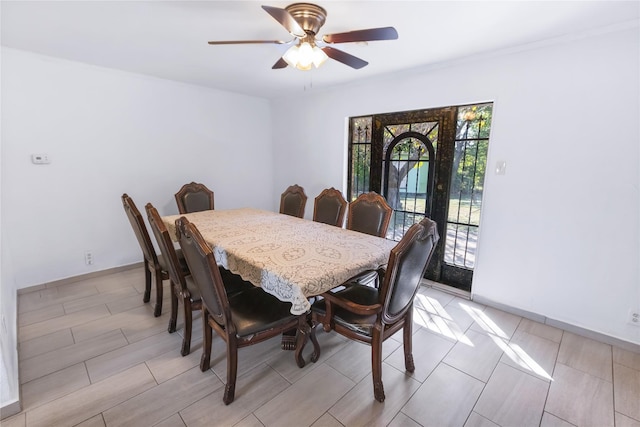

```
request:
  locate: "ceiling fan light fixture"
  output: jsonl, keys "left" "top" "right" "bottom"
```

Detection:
{"left": 283, "top": 41, "right": 326, "bottom": 70}
{"left": 283, "top": 44, "right": 300, "bottom": 67}
{"left": 297, "top": 41, "right": 314, "bottom": 68}
{"left": 312, "top": 46, "right": 328, "bottom": 67}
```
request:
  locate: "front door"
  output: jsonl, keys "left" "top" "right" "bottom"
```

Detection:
{"left": 348, "top": 104, "right": 492, "bottom": 292}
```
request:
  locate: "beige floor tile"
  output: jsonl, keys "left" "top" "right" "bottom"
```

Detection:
{"left": 18, "top": 328, "right": 74, "bottom": 361}
{"left": 20, "top": 329, "right": 128, "bottom": 383}
{"left": 145, "top": 344, "right": 202, "bottom": 384}
{"left": 557, "top": 332, "right": 613, "bottom": 382}
{"left": 62, "top": 286, "right": 138, "bottom": 314}
{"left": 18, "top": 284, "right": 98, "bottom": 314}
{"left": 122, "top": 304, "right": 174, "bottom": 343}
{"left": 265, "top": 327, "right": 350, "bottom": 384}
{"left": 93, "top": 270, "right": 145, "bottom": 294}
{"left": 464, "top": 412, "right": 500, "bottom": 427}
{"left": 20, "top": 363, "right": 90, "bottom": 410}
{"left": 539, "top": 412, "right": 576, "bottom": 427}
{"left": 180, "top": 364, "right": 289, "bottom": 426}
{"left": 473, "top": 362, "right": 549, "bottom": 427}
{"left": 414, "top": 302, "right": 475, "bottom": 343}
{"left": 613, "top": 363, "right": 640, "bottom": 420}
{"left": 71, "top": 304, "right": 169, "bottom": 343}
{"left": 418, "top": 285, "right": 457, "bottom": 307}
{"left": 501, "top": 329, "right": 559, "bottom": 381}
{"left": 25, "top": 364, "right": 156, "bottom": 427}
{"left": 446, "top": 296, "right": 487, "bottom": 313}
{"left": 74, "top": 414, "right": 106, "bottom": 427}
{"left": 55, "top": 281, "right": 101, "bottom": 298}
{"left": 0, "top": 412, "right": 26, "bottom": 427}
{"left": 153, "top": 413, "right": 187, "bottom": 427}
{"left": 443, "top": 328, "right": 504, "bottom": 382}
{"left": 86, "top": 331, "right": 182, "bottom": 383}
{"left": 387, "top": 412, "right": 421, "bottom": 427}
{"left": 545, "top": 363, "right": 614, "bottom": 427}
{"left": 10, "top": 267, "right": 627, "bottom": 427}
{"left": 18, "top": 303, "right": 64, "bottom": 327}
{"left": 329, "top": 364, "right": 421, "bottom": 427}
{"left": 385, "top": 328, "right": 455, "bottom": 382}
{"left": 311, "top": 413, "right": 344, "bottom": 427}
{"left": 401, "top": 362, "right": 484, "bottom": 427}
{"left": 517, "top": 318, "right": 563, "bottom": 343}
{"left": 613, "top": 346, "right": 640, "bottom": 371}
{"left": 324, "top": 337, "right": 400, "bottom": 383}
{"left": 18, "top": 305, "right": 111, "bottom": 343}
{"left": 254, "top": 364, "right": 355, "bottom": 427}
{"left": 470, "top": 306, "right": 522, "bottom": 340}
{"left": 235, "top": 414, "right": 267, "bottom": 427}
{"left": 445, "top": 296, "right": 487, "bottom": 311}
{"left": 616, "top": 412, "right": 640, "bottom": 427}
{"left": 105, "top": 292, "right": 147, "bottom": 314}
{"left": 103, "top": 366, "right": 221, "bottom": 426}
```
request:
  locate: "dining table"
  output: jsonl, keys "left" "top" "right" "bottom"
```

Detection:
{"left": 162, "top": 207, "right": 398, "bottom": 315}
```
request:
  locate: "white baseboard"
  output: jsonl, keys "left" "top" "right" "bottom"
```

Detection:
{"left": 18, "top": 262, "right": 143, "bottom": 295}
{"left": 0, "top": 399, "right": 21, "bottom": 420}
{"left": 472, "top": 294, "right": 640, "bottom": 354}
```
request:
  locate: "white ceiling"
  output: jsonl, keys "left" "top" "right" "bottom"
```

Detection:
{"left": 2, "top": 1, "right": 638, "bottom": 99}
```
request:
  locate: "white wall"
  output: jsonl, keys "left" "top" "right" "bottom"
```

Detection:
{"left": 1, "top": 48, "right": 275, "bottom": 289}
{"left": 271, "top": 26, "right": 640, "bottom": 345}
{"left": 1, "top": 48, "right": 275, "bottom": 409}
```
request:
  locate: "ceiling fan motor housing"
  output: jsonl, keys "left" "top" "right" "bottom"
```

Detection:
{"left": 285, "top": 3, "right": 327, "bottom": 35}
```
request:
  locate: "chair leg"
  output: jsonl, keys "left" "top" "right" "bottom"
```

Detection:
{"left": 181, "top": 299, "right": 192, "bottom": 357}
{"left": 143, "top": 259, "right": 151, "bottom": 303}
{"left": 200, "top": 310, "right": 212, "bottom": 371}
{"left": 309, "top": 318, "right": 321, "bottom": 363}
{"left": 168, "top": 284, "right": 179, "bottom": 333}
{"left": 403, "top": 307, "right": 415, "bottom": 372}
{"left": 371, "top": 329, "right": 385, "bottom": 402}
{"left": 223, "top": 339, "right": 238, "bottom": 405}
{"left": 153, "top": 267, "right": 163, "bottom": 317}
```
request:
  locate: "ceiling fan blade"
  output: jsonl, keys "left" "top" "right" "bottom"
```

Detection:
{"left": 322, "top": 47, "right": 368, "bottom": 69}
{"left": 272, "top": 57, "right": 288, "bottom": 69}
{"left": 323, "top": 27, "right": 398, "bottom": 44}
{"left": 261, "top": 5, "right": 306, "bottom": 38}
{"left": 208, "top": 40, "right": 286, "bottom": 45}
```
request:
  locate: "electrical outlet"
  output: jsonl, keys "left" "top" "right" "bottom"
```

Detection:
{"left": 85, "top": 250, "right": 93, "bottom": 265}
{"left": 629, "top": 309, "right": 640, "bottom": 326}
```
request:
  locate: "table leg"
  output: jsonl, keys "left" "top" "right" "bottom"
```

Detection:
{"left": 293, "top": 315, "right": 320, "bottom": 368}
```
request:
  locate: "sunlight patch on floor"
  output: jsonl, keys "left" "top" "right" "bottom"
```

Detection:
{"left": 414, "top": 294, "right": 473, "bottom": 346}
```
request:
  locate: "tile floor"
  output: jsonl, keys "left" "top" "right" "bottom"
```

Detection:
{"left": 3, "top": 267, "right": 640, "bottom": 427}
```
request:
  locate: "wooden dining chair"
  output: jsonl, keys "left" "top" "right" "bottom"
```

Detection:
{"left": 313, "top": 187, "right": 348, "bottom": 227}
{"left": 175, "top": 182, "right": 214, "bottom": 214}
{"left": 279, "top": 184, "right": 307, "bottom": 218}
{"left": 121, "top": 194, "right": 167, "bottom": 317}
{"left": 312, "top": 217, "right": 439, "bottom": 402}
{"left": 146, "top": 204, "right": 254, "bottom": 356}
{"left": 344, "top": 192, "right": 393, "bottom": 287}
{"left": 176, "top": 216, "right": 317, "bottom": 404}
{"left": 347, "top": 191, "right": 393, "bottom": 238}
{"left": 146, "top": 203, "right": 198, "bottom": 355}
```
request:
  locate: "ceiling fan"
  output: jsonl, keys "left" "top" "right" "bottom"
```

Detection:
{"left": 207, "top": 3, "right": 398, "bottom": 70}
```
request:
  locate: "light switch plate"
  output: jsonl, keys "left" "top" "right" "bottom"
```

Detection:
{"left": 31, "top": 154, "right": 51, "bottom": 164}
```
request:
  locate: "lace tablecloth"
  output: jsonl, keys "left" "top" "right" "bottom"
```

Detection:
{"left": 163, "top": 208, "right": 397, "bottom": 314}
